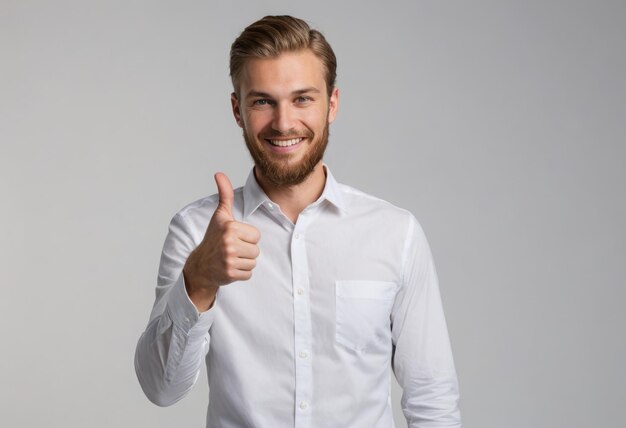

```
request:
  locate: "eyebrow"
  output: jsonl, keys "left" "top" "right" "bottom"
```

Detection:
{"left": 245, "top": 87, "right": 321, "bottom": 99}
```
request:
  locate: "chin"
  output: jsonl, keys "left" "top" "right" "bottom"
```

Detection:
{"left": 243, "top": 125, "right": 329, "bottom": 187}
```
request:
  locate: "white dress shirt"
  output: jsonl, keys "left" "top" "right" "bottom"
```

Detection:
{"left": 135, "top": 165, "right": 461, "bottom": 428}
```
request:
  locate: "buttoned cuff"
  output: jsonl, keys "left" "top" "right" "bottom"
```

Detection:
{"left": 166, "top": 273, "right": 215, "bottom": 339}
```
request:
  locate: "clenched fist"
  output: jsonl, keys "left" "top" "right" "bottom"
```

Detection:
{"left": 183, "top": 172, "right": 261, "bottom": 311}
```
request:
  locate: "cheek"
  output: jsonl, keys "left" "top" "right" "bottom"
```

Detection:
{"left": 304, "top": 110, "right": 328, "bottom": 129}
{"left": 245, "top": 111, "right": 272, "bottom": 133}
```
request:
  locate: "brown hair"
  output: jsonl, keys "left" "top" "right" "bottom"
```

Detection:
{"left": 229, "top": 15, "right": 337, "bottom": 97}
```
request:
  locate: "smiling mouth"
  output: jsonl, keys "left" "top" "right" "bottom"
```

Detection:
{"left": 266, "top": 137, "right": 304, "bottom": 147}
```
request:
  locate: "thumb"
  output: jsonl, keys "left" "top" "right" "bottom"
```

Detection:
{"left": 214, "top": 172, "right": 234, "bottom": 220}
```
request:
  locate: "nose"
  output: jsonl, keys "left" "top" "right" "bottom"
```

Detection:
{"left": 272, "top": 102, "right": 296, "bottom": 133}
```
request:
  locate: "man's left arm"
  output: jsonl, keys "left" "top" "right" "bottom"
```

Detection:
{"left": 391, "top": 213, "right": 462, "bottom": 427}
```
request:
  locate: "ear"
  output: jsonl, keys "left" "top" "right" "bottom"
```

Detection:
{"left": 327, "top": 87, "right": 340, "bottom": 124}
{"left": 231, "top": 92, "right": 244, "bottom": 128}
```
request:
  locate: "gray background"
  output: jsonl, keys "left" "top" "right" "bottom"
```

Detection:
{"left": 2, "top": 0, "right": 624, "bottom": 427}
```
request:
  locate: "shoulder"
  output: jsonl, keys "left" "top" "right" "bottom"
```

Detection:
{"left": 176, "top": 193, "right": 219, "bottom": 219}
{"left": 338, "top": 182, "right": 418, "bottom": 229}
{"left": 336, "top": 181, "right": 431, "bottom": 267}
{"left": 172, "top": 186, "right": 245, "bottom": 226}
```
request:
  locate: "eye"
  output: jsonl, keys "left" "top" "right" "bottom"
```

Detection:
{"left": 295, "top": 96, "right": 312, "bottom": 104}
{"left": 252, "top": 99, "right": 273, "bottom": 106}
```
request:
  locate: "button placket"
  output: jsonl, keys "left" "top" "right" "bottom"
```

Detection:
{"left": 291, "top": 216, "right": 313, "bottom": 426}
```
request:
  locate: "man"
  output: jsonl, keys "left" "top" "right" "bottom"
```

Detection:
{"left": 135, "top": 15, "right": 461, "bottom": 428}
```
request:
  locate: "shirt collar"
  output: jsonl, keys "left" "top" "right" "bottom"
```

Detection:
{"left": 242, "top": 163, "right": 346, "bottom": 221}
{"left": 320, "top": 164, "right": 346, "bottom": 212}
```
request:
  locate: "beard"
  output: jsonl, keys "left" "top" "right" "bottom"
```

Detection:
{"left": 243, "top": 119, "right": 329, "bottom": 187}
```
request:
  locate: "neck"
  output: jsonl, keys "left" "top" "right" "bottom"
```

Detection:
{"left": 254, "top": 162, "right": 327, "bottom": 224}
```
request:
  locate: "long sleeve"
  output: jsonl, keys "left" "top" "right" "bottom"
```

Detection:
{"left": 391, "top": 214, "right": 461, "bottom": 427}
{"left": 134, "top": 212, "right": 215, "bottom": 407}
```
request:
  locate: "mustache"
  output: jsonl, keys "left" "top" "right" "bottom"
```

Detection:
{"left": 262, "top": 129, "right": 314, "bottom": 139}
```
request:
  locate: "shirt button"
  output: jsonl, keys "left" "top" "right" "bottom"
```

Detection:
{"left": 299, "top": 401, "right": 308, "bottom": 410}
{"left": 294, "top": 233, "right": 300, "bottom": 239}
{"left": 299, "top": 351, "right": 309, "bottom": 358}
{"left": 267, "top": 203, "right": 274, "bottom": 210}
{"left": 297, "top": 288, "right": 304, "bottom": 295}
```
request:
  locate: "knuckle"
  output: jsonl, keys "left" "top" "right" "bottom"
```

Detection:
{"left": 224, "top": 244, "right": 236, "bottom": 257}
{"left": 222, "top": 234, "right": 235, "bottom": 246}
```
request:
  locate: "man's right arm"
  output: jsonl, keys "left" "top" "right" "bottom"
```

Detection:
{"left": 134, "top": 211, "right": 215, "bottom": 407}
{"left": 134, "top": 173, "right": 260, "bottom": 407}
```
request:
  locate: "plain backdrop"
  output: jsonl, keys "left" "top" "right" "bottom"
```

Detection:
{"left": 2, "top": 1, "right": 625, "bottom": 427}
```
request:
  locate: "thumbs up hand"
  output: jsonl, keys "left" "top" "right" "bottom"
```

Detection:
{"left": 183, "top": 172, "right": 261, "bottom": 311}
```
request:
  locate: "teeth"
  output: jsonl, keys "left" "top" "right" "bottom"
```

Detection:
{"left": 268, "top": 138, "right": 303, "bottom": 147}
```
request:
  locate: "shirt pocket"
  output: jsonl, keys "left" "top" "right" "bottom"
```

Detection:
{"left": 335, "top": 280, "right": 398, "bottom": 352}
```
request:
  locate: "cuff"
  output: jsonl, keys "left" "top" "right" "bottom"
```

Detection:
{"left": 166, "top": 273, "right": 216, "bottom": 339}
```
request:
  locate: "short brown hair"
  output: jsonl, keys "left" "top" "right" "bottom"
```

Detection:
{"left": 229, "top": 15, "right": 337, "bottom": 97}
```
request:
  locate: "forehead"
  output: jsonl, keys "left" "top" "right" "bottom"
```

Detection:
{"left": 240, "top": 49, "right": 326, "bottom": 95}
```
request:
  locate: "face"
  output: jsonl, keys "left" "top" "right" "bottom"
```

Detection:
{"left": 231, "top": 49, "right": 339, "bottom": 186}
